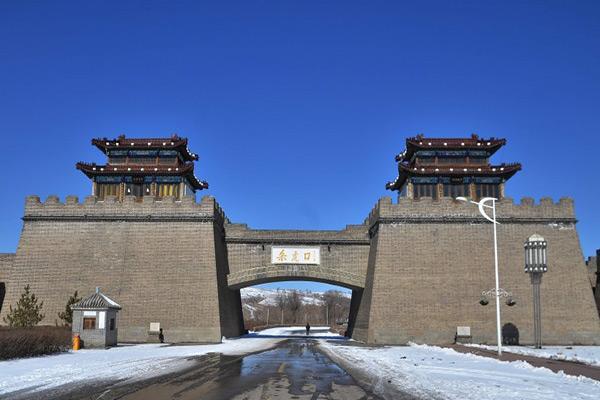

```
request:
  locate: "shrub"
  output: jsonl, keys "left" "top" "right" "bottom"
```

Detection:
{"left": 3, "top": 285, "right": 45, "bottom": 327}
{"left": 0, "top": 326, "right": 71, "bottom": 360}
{"left": 57, "top": 291, "right": 81, "bottom": 327}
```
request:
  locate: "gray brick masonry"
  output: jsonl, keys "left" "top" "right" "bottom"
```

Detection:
{"left": 1, "top": 194, "right": 598, "bottom": 345}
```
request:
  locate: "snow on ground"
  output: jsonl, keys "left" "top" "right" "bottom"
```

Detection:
{"left": 0, "top": 326, "right": 341, "bottom": 396}
{"left": 318, "top": 341, "right": 600, "bottom": 400}
{"left": 466, "top": 344, "right": 600, "bottom": 367}
{"left": 0, "top": 336, "right": 283, "bottom": 396}
{"left": 252, "top": 326, "right": 341, "bottom": 337}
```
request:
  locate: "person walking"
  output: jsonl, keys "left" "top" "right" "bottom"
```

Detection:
{"left": 305, "top": 322, "right": 311, "bottom": 336}
{"left": 158, "top": 328, "right": 165, "bottom": 344}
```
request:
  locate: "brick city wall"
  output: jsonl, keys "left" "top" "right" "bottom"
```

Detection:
{"left": 0, "top": 253, "right": 14, "bottom": 282}
{"left": 0, "top": 195, "right": 243, "bottom": 343}
{"left": 352, "top": 196, "right": 600, "bottom": 345}
{"left": 586, "top": 254, "right": 598, "bottom": 291}
{"left": 0, "top": 253, "right": 14, "bottom": 315}
{"left": 224, "top": 224, "right": 370, "bottom": 290}
{"left": 1, "top": 193, "right": 598, "bottom": 345}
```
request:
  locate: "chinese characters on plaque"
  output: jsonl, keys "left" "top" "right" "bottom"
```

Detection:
{"left": 271, "top": 247, "right": 320, "bottom": 265}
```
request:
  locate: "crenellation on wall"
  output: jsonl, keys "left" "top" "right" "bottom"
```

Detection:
{"left": 224, "top": 223, "right": 370, "bottom": 244}
{"left": 199, "top": 195, "right": 229, "bottom": 226}
{"left": 364, "top": 196, "right": 577, "bottom": 227}
{"left": 26, "top": 195, "right": 41, "bottom": 205}
{"left": 22, "top": 194, "right": 225, "bottom": 220}
{"left": 84, "top": 195, "right": 97, "bottom": 205}
{"left": 65, "top": 195, "right": 79, "bottom": 204}
{"left": 44, "top": 195, "right": 60, "bottom": 204}
{"left": 520, "top": 197, "right": 534, "bottom": 206}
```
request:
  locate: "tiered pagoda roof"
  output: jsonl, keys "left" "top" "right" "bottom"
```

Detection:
{"left": 76, "top": 134, "right": 208, "bottom": 191}
{"left": 91, "top": 135, "right": 199, "bottom": 161}
{"left": 386, "top": 133, "right": 521, "bottom": 191}
{"left": 395, "top": 135, "right": 506, "bottom": 162}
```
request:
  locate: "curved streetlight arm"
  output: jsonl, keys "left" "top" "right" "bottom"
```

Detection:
{"left": 456, "top": 197, "right": 500, "bottom": 224}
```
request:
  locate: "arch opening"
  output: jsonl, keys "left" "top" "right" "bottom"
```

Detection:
{"left": 0, "top": 282, "right": 5, "bottom": 315}
{"left": 502, "top": 323, "right": 519, "bottom": 345}
{"left": 237, "top": 280, "right": 360, "bottom": 338}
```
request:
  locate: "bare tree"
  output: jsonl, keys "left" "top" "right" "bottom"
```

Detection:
{"left": 287, "top": 290, "right": 302, "bottom": 323}
{"left": 275, "top": 289, "right": 287, "bottom": 324}
{"left": 322, "top": 290, "right": 348, "bottom": 325}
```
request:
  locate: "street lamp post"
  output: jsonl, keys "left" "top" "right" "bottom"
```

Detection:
{"left": 456, "top": 196, "right": 504, "bottom": 356}
{"left": 524, "top": 234, "right": 548, "bottom": 349}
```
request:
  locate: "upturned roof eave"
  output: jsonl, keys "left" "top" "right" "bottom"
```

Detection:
{"left": 71, "top": 292, "right": 122, "bottom": 310}
{"left": 75, "top": 162, "right": 209, "bottom": 191}
{"left": 396, "top": 137, "right": 507, "bottom": 162}
{"left": 400, "top": 163, "right": 522, "bottom": 176}
{"left": 386, "top": 163, "right": 521, "bottom": 191}
{"left": 91, "top": 137, "right": 199, "bottom": 161}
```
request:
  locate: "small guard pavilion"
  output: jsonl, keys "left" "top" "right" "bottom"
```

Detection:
{"left": 72, "top": 288, "right": 121, "bottom": 348}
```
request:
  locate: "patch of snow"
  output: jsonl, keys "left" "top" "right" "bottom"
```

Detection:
{"left": 0, "top": 337, "right": 283, "bottom": 397}
{"left": 242, "top": 303, "right": 258, "bottom": 319}
{"left": 466, "top": 344, "right": 600, "bottom": 367}
{"left": 254, "top": 326, "right": 341, "bottom": 337}
{"left": 318, "top": 341, "right": 600, "bottom": 400}
{"left": 99, "top": 292, "right": 121, "bottom": 308}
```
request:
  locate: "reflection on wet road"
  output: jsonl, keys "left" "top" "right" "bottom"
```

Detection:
{"left": 115, "top": 339, "right": 381, "bottom": 400}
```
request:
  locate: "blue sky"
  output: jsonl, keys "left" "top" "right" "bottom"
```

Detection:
{"left": 1, "top": 1, "right": 599, "bottom": 292}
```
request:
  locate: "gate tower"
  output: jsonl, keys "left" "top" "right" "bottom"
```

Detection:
{"left": 386, "top": 134, "right": 521, "bottom": 200}
{"left": 76, "top": 134, "right": 208, "bottom": 201}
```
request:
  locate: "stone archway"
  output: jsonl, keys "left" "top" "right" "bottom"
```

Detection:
{"left": 227, "top": 265, "right": 365, "bottom": 291}
{"left": 232, "top": 276, "right": 364, "bottom": 338}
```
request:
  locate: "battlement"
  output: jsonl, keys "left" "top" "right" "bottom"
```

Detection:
{"left": 23, "top": 195, "right": 228, "bottom": 223}
{"left": 225, "top": 222, "right": 369, "bottom": 245}
{"left": 366, "top": 196, "right": 576, "bottom": 226}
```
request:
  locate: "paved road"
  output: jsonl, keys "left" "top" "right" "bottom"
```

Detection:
{"left": 15, "top": 339, "right": 389, "bottom": 400}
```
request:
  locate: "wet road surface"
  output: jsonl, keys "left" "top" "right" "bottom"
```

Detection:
{"left": 116, "top": 340, "right": 380, "bottom": 400}
{"left": 16, "top": 339, "right": 386, "bottom": 400}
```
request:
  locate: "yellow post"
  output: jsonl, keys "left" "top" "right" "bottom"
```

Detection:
{"left": 72, "top": 334, "right": 81, "bottom": 351}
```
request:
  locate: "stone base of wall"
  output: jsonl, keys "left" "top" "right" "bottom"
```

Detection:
{"left": 118, "top": 326, "right": 222, "bottom": 343}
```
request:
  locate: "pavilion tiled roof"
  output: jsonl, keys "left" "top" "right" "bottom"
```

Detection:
{"left": 72, "top": 291, "right": 121, "bottom": 310}
{"left": 386, "top": 163, "right": 521, "bottom": 191}
{"left": 76, "top": 162, "right": 209, "bottom": 190}
{"left": 91, "top": 134, "right": 198, "bottom": 161}
{"left": 399, "top": 163, "right": 521, "bottom": 176}
{"left": 396, "top": 134, "right": 506, "bottom": 162}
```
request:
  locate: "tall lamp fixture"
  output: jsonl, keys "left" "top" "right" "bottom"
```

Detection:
{"left": 524, "top": 234, "right": 548, "bottom": 349}
{"left": 456, "top": 196, "right": 503, "bottom": 356}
